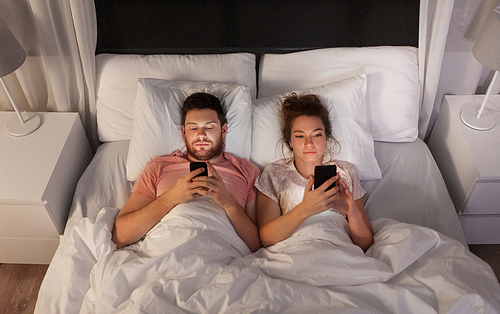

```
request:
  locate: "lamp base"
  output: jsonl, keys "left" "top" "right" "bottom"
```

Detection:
{"left": 460, "top": 106, "right": 495, "bottom": 131}
{"left": 7, "top": 112, "right": 41, "bottom": 136}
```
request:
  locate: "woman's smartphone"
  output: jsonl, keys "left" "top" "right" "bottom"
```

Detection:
{"left": 190, "top": 162, "right": 208, "bottom": 178}
{"left": 314, "top": 165, "right": 337, "bottom": 191}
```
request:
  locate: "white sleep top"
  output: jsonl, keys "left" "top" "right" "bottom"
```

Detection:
{"left": 255, "top": 159, "right": 366, "bottom": 215}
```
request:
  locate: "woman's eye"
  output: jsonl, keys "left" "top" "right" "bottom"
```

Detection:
{"left": 314, "top": 133, "right": 323, "bottom": 137}
{"left": 295, "top": 135, "right": 304, "bottom": 139}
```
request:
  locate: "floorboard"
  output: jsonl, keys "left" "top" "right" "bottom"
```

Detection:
{"left": 469, "top": 244, "right": 500, "bottom": 283}
{"left": 0, "top": 264, "right": 48, "bottom": 314}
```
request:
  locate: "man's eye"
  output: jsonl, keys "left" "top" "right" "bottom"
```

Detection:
{"left": 295, "top": 135, "right": 304, "bottom": 138}
{"left": 314, "top": 133, "right": 323, "bottom": 137}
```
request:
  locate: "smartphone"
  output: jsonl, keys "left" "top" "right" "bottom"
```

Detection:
{"left": 190, "top": 162, "right": 208, "bottom": 178}
{"left": 314, "top": 164, "right": 337, "bottom": 191}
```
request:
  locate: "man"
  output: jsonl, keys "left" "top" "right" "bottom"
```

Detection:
{"left": 112, "top": 92, "right": 261, "bottom": 252}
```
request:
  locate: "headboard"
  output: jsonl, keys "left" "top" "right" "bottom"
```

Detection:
{"left": 95, "top": 0, "right": 419, "bottom": 56}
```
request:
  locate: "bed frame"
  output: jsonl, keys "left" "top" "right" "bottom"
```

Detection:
{"left": 95, "top": 0, "right": 419, "bottom": 57}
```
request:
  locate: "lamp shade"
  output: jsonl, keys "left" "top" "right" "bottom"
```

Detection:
{"left": 0, "top": 17, "right": 40, "bottom": 136}
{"left": 0, "top": 18, "right": 26, "bottom": 78}
{"left": 472, "top": 6, "right": 500, "bottom": 71}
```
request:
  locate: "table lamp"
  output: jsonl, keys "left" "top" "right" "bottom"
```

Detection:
{"left": 0, "top": 18, "right": 40, "bottom": 136}
{"left": 461, "top": 5, "right": 500, "bottom": 131}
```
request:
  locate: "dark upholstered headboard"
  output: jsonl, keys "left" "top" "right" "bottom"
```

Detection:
{"left": 95, "top": 0, "right": 419, "bottom": 55}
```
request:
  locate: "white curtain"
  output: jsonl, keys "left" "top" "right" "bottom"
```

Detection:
{"left": 418, "top": 0, "right": 456, "bottom": 140}
{"left": 0, "top": 0, "right": 98, "bottom": 150}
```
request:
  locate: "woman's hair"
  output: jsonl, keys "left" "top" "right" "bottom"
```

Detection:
{"left": 181, "top": 92, "right": 226, "bottom": 126}
{"left": 279, "top": 93, "right": 340, "bottom": 159}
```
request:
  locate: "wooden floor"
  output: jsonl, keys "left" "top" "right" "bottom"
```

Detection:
{"left": 0, "top": 245, "right": 499, "bottom": 313}
{"left": 469, "top": 244, "right": 500, "bottom": 282}
{"left": 0, "top": 264, "right": 48, "bottom": 314}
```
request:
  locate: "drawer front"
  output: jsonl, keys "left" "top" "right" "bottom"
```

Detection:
{"left": 460, "top": 216, "right": 500, "bottom": 244}
{"left": 0, "top": 204, "right": 59, "bottom": 238}
{"left": 462, "top": 180, "right": 500, "bottom": 215}
{"left": 0, "top": 238, "right": 59, "bottom": 264}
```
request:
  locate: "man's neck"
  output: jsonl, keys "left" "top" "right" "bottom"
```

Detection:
{"left": 187, "top": 153, "right": 227, "bottom": 164}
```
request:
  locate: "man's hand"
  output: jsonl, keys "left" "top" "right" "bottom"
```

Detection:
{"left": 113, "top": 167, "right": 208, "bottom": 249}
{"left": 192, "top": 161, "right": 262, "bottom": 252}
{"left": 157, "top": 167, "right": 207, "bottom": 208}
{"left": 191, "top": 161, "right": 239, "bottom": 209}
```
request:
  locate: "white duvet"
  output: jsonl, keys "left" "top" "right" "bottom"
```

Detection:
{"left": 36, "top": 198, "right": 500, "bottom": 313}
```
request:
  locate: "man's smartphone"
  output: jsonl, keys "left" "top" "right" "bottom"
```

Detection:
{"left": 190, "top": 162, "right": 208, "bottom": 178}
{"left": 314, "top": 165, "right": 337, "bottom": 191}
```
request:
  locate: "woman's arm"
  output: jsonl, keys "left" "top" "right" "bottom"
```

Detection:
{"left": 337, "top": 178, "right": 373, "bottom": 251}
{"left": 257, "top": 192, "right": 309, "bottom": 247}
{"left": 257, "top": 175, "right": 338, "bottom": 247}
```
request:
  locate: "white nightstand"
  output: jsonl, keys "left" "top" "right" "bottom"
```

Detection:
{"left": 0, "top": 112, "right": 92, "bottom": 264}
{"left": 428, "top": 95, "right": 500, "bottom": 244}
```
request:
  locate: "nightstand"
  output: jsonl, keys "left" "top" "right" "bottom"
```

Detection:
{"left": 428, "top": 95, "right": 500, "bottom": 244}
{"left": 0, "top": 112, "right": 92, "bottom": 264}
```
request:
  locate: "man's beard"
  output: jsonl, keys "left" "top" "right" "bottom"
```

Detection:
{"left": 185, "top": 137, "right": 224, "bottom": 161}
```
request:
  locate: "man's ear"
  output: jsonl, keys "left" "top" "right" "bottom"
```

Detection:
{"left": 221, "top": 123, "right": 228, "bottom": 138}
{"left": 182, "top": 125, "right": 186, "bottom": 137}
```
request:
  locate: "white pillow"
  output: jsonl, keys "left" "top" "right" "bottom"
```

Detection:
{"left": 258, "top": 47, "right": 420, "bottom": 142}
{"left": 251, "top": 74, "right": 382, "bottom": 180}
{"left": 96, "top": 53, "right": 256, "bottom": 142}
{"left": 126, "top": 79, "right": 253, "bottom": 181}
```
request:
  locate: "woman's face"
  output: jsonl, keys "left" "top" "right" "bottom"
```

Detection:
{"left": 289, "top": 115, "right": 327, "bottom": 166}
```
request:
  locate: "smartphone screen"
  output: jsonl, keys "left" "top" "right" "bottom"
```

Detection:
{"left": 314, "top": 164, "right": 337, "bottom": 191}
{"left": 190, "top": 162, "right": 208, "bottom": 178}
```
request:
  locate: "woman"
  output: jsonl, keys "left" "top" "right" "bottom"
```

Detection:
{"left": 255, "top": 94, "right": 373, "bottom": 251}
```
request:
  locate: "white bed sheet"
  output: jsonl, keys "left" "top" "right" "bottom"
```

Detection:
{"left": 36, "top": 139, "right": 496, "bottom": 313}
{"left": 37, "top": 197, "right": 500, "bottom": 313}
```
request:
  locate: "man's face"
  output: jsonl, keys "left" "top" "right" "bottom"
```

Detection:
{"left": 182, "top": 108, "right": 227, "bottom": 161}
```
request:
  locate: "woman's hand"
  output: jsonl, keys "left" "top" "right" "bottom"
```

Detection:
{"left": 327, "top": 175, "right": 356, "bottom": 215}
{"left": 335, "top": 176, "right": 373, "bottom": 251}
{"left": 297, "top": 174, "right": 339, "bottom": 217}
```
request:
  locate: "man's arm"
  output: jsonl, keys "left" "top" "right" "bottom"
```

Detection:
{"left": 224, "top": 198, "right": 261, "bottom": 252}
{"left": 112, "top": 167, "right": 206, "bottom": 249}
{"left": 193, "top": 161, "right": 262, "bottom": 252}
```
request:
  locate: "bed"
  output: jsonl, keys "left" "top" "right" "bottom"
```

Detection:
{"left": 35, "top": 1, "right": 500, "bottom": 313}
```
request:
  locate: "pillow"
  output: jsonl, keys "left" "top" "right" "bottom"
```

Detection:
{"left": 126, "top": 79, "right": 252, "bottom": 181}
{"left": 258, "top": 47, "right": 420, "bottom": 142}
{"left": 251, "top": 74, "right": 382, "bottom": 180}
{"left": 96, "top": 53, "right": 256, "bottom": 142}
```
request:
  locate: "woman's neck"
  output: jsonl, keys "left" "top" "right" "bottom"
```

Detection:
{"left": 293, "top": 159, "right": 322, "bottom": 179}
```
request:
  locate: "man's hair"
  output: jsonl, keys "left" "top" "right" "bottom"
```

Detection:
{"left": 181, "top": 92, "right": 226, "bottom": 126}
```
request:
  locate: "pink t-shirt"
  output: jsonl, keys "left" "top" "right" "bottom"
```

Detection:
{"left": 132, "top": 150, "right": 260, "bottom": 208}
